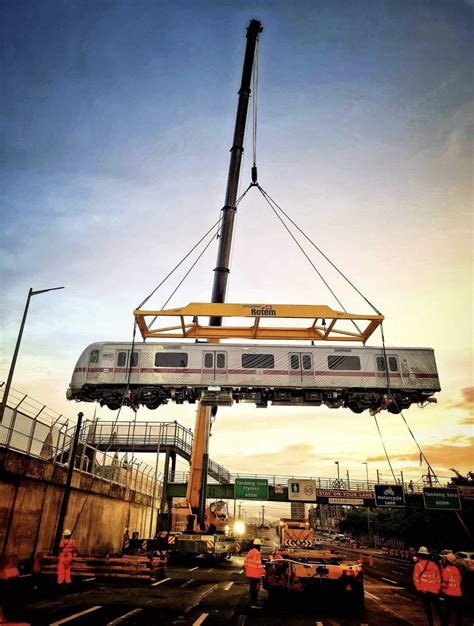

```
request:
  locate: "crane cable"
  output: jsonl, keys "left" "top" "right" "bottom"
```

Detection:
{"left": 379, "top": 322, "right": 440, "bottom": 484}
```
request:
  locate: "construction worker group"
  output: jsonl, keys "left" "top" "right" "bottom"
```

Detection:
{"left": 413, "top": 546, "right": 463, "bottom": 626}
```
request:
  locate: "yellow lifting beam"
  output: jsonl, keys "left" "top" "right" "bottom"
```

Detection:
{"left": 133, "top": 302, "right": 383, "bottom": 344}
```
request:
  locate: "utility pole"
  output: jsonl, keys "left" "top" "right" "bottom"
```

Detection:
{"left": 197, "top": 19, "right": 263, "bottom": 529}
{"left": 261, "top": 505, "right": 265, "bottom": 526}
{"left": 238, "top": 503, "right": 242, "bottom": 518}
{"left": 53, "top": 412, "right": 83, "bottom": 553}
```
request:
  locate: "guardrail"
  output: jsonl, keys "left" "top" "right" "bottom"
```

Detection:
{"left": 168, "top": 471, "right": 436, "bottom": 494}
{"left": 0, "top": 385, "right": 161, "bottom": 498}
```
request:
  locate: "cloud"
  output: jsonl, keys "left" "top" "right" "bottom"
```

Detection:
{"left": 450, "top": 387, "right": 474, "bottom": 425}
{"left": 367, "top": 437, "right": 474, "bottom": 470}
{"left": 217, "top": 442, "right": 331, "bottom": 475}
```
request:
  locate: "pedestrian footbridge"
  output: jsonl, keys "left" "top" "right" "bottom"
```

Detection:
{"left": 81, "top": 420, "right": 230, "bottom": 484}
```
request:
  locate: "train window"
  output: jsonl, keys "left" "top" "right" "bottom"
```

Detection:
{"left": 388, "top": 357, "right": 399, "bottom": 372}
{"left": 155, "top": 352, "right": 188, "bottom": 368}
{"left": 117, "top": 352, "right": 127, "bottom": 367}
{"left": 242, "top": 353, "right": 275, "bottom": 369}
{"left": 130, "top": 352, "right": 139, "bottom": 367}
{"left": 290, "top": 354, "right": 300, "bottom": 369}
{"left": 302, "top": 354, "right": 312, "bottom": 370}
{"left": 216, "top": 353, "right": 226, "bottom": 369}
{"left": 204, "top": 353, "right": 213, "bottom": 368}
{"left": 328, "top": 355, "right": 361, "bottom": 370}
{"left": 89, "top": 349, "right": 99, "bottom": 364}
{"left": 376, "top": 356, "right": 399, "bottom": 372}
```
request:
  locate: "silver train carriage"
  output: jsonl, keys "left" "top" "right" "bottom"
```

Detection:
{"left": 67, "top": 342, "right": 440, "bottom": 413}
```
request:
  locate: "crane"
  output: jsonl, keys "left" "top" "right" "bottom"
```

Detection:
{"left": 167, "top": 19, "right": 263, "bottom": 537}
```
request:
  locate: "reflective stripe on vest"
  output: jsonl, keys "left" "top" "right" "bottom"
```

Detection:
{"left": 244, "top": 548, "right": 264, "bottom": 578}
{"left": 442, "top": 565, "right": 462, "bottom": 597}
{"left": 413, "top": 560, "right": 441, "bottom": 593}
{"left": 59, "top": 539, "right": 75, "bottom": 557}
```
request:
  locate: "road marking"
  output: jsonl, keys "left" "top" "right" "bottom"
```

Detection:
{"left": 238, "top": 569, "right": 244, "bottom": 574}
{"left": 392, "top": 570, "right": 404, "bottom": 575}
{"left": 192, "top": 614, "right": 209, "bottom": 626}
{"left": 207, "top": 568, "right": 214, "bottom": 572}
{"left": 365, "top": 591, "right": 380, "bottom": 601}
{"left": 185, "top": 584, "right": 218, "bottom": 613}
{"left": 106, "top": 608, "right": 143, "bottom": 625}
{"left": 382, "top": 577, "right": 399, "bottom": 585}
{"left": 151, "top": 576, "right": 171, "bottom": 586}
{"left": 224, "top": 582, "right": 234, "bottom": 590}
{"left": 84, "top": 577, "right": 96, "bottom": 582}
{"left": 315, "top": 622, "right": 324, "bottom": 625}
{"left": 181, "top": 578, "right": 194, "bottom": 588}
{"left": 50, "top": 606, "right": 102, "bottom": 625}
{"left": 19, "top": 574, "right": 33, "bottom": 578}
{"left": 189, "top": 566, "right": 199, "bottom": 571}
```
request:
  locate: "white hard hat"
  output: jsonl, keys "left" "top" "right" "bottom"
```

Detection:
{"left": 418, "top": 546, "right": 429, "bottom": 555}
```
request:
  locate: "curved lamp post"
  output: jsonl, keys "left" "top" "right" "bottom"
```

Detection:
{"left": 0, "top": 286, "right": 64, "bottom": 423}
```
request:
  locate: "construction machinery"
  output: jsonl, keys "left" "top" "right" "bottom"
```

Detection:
{"left": 156, "top": 19, "right": 263, "bottom": 560}
{"left": 264, "top": 547, "right": 365, "bottom": 613}
{"left": 278, "top": 518, "right": 314, "bottom": 548}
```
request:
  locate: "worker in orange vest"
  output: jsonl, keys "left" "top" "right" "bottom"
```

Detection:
{"left": 413, "top": 546, "right": 442, "bottom": 626}
{"left": 57, "top": 529, "right": 76, "bottom": 587}
{"left": 271, "top": 546, "right": 283, "bottom": 561}
{"left": 441, "top": 553, "right": 463, "bottom": 626}
{"left": 244, "top": 538, "right": 265, "bottom": 608}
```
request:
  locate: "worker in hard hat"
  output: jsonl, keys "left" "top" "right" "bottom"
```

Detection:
{"left": 412, "top": 546, "right": 442, "bottom": 626}
{"left": 271, "top": 546, "right": 283, "bottom": 561}
{"left": 57, "top": 529, "right": 76, "bottom": 587}
{"left": 441, "top": 553, "right": 463, "bottom": 626}
{"left": 244, "top": 538, "right": 265, "bottom": 608}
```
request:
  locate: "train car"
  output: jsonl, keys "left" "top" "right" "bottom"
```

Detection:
{"left": 67, "top": 342, "right": 440, "bottom": 413}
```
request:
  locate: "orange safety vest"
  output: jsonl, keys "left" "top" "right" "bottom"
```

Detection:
{"left": 413, "top": 559, "right": 441, "bottom": 593}
{"left": 244, "top": 548, "right": 264, "bottom": 578}
{"left": 441, "top": 565, "right": 462, "bottom": 597}
{"left": 59, "top": 539, "right": 75, "bottom": 560}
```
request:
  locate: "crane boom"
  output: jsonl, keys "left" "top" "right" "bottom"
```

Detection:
{"left": 187, "top": 20, "right": 263, "bottom": 529}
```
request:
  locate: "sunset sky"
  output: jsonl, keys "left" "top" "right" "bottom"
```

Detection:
{"left": 1, "top": 0, "right": 472, "bottom": 508}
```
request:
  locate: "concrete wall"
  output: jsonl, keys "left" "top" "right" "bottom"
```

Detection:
{"left": 0, "top": 447, "right": 158, "bottom": 567}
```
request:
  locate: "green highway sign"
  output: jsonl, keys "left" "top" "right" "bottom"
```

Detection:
{"left": 423, "top": 488, "right": 461, "bottom": 511}
{"left": 235, "top": 478, "right": 268, "bottom": 501}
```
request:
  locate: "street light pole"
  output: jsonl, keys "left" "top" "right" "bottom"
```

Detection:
{"left": 0, "top": 286, "right": 64, "bottom": 423}
{"left": 334, "top": 461, "right": 340, "bottom": 486}
{"left": 363, "top": 462, "right": 369, "bottom": 489}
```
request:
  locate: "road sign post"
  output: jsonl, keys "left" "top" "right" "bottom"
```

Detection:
{"left": 235, "top": 478, "right": 268, "bottom": 501}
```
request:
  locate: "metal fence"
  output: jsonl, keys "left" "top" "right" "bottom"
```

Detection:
{"left": 168, "top": 471, "right": 432, "bottom": 494}
{"left": 0, "top": 384, "right": 161, "bottom": 498}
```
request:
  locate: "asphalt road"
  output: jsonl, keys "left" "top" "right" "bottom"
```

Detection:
{"left": 3, "top": 552, "right": 467, "bottom": 626}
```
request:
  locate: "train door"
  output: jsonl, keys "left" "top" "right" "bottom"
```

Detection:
{"left": 202, "top": 351, "right": 228, "bottom": 385}
{"left": 113, "top": 349, "right": 140, "bottom": 383}
{"left": 374, "top": 354, "right": 404, "bottom": 386}
{"left": 289, "top": 352, "right": 314, "bottom": 386}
